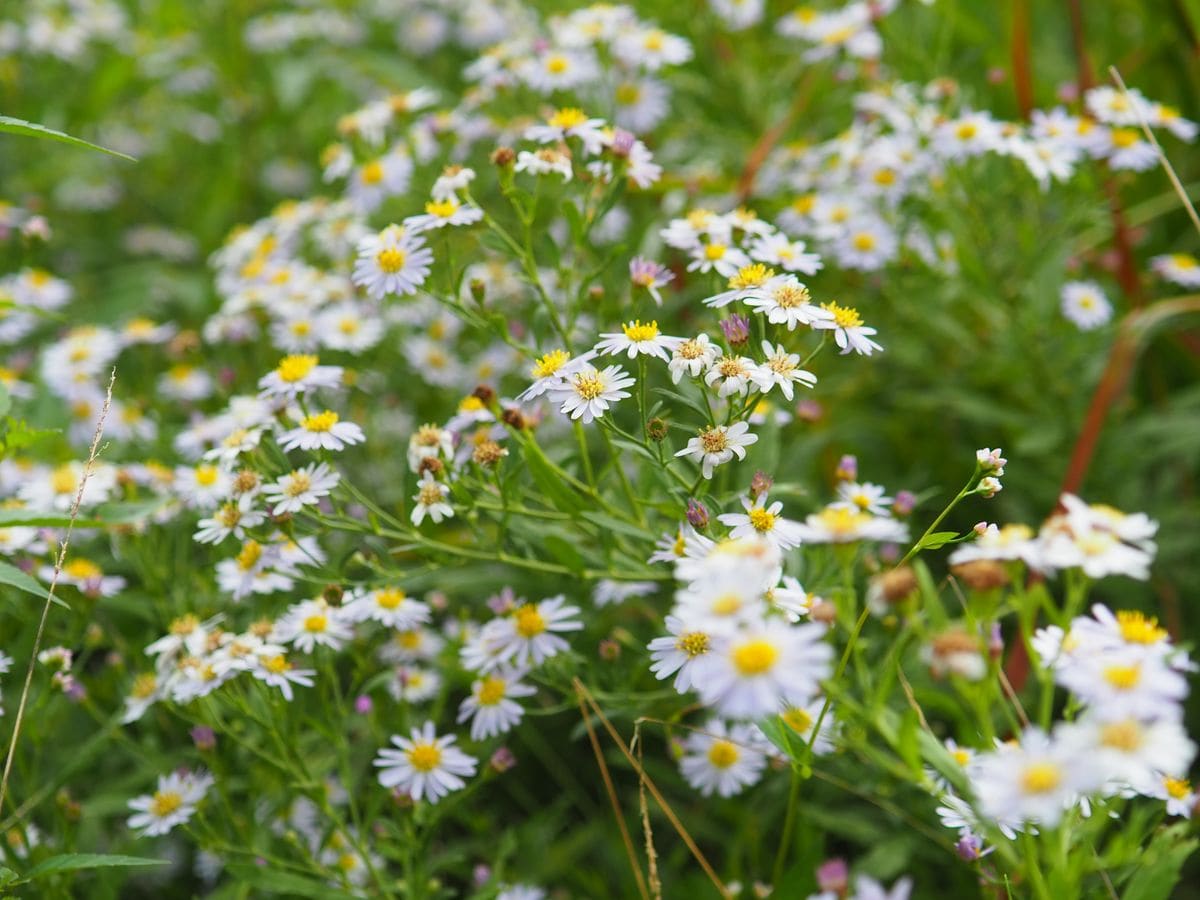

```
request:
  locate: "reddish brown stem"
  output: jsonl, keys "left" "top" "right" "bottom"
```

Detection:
{"left": 1011, "top": 0, "right": 1035, "bottom": 118}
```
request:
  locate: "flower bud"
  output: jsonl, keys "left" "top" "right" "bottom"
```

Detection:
{"left": 836, "top": 454, "right": 857, "bottom": 482}
{"left": 892, "top": 489, "right": 916, "bottom": 517}
{"left": 598, "top": 638, "right": 621, "bottom": 661}
{"left": 951, "top": 559, "right": 1009, "bottom": 591}
{"left": 501, "top": 407, "right": 528, "bottom": 430}
{"left": 686, "top": 498, "right": 709, "bottom": 529}
{"left": 473, "top": 440, "right": 508, "bottom": 467}
{"left": 490, "top": 146, "right": 515, "bottom": 167}
{"left": 190, "top": 726, "right": 217, "bottom": 751}
{"left": 816, "top": 858, "right": 849, "bottom": 893}
{"left": 646, "top": 417, "right": 668, "bottom": 442}
{"left": 471, "top": 384, "right": 496, "bottom": 406}
{"left": 719, "top": 313, "right": 751, "bottom": 347}
{"left": 489, "top": 747, "right": 517, "bottom": 773}
{"left": 469, "top": 278, "right": 486, "bottom": 304}
{"left": 323, "top": 584, "right": 344, "bottom": 605}
{"left": 749, "top": 470, "right": 774, "bottom": 500}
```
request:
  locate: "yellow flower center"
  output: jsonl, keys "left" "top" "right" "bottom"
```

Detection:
{"left": 748, "top": 507, "right": 777, "bottom": 532}
{"left": 678, "top": 339, "right": 705, "bottom": 360}
{"left": 51, "top": 465, "right": 77, "bottom": 495}
{"left": 821, "top": 301, "right": 864, "bottom": 329}
{"left": 643, "top": 30, "right": 665, "bottom": 50}
{"left": 852, "top": 232, "right": 876, "bottom": 252}
{"left": 711, "top": 594, "right": 743, "bottom": 616}
{"left": 623, "top": 320, "right": 659, "bottom": 342}
{"left": 716, "top": 357, "right": 746, "bottom": 377}
{"left": 532, "top": 349, "right": 570, "bottom": 379}
{"left": 1171, "top": 253, "right": 1197, "bottom": 269}
{"left": 1020, "top": 762, "right": 1062, "bottom": 794}
{"left": 301, "top": 411, "right": 339, "bottom": 432}
{"left": 150, "top": 791, "right": 184, "bottom": 818}
{"left": 1164, "top": 776, "right": 1192, "bottom": 800}
{"left": 132, "top": 673, "right": 157, "bottom": 699}
{"left": 773, "top": 283, "right": 811, "bottom": 309}
{"left": 549, "top": 107, "right": 587, "bottom": 128}
{"left": 360, "top": 161, "right": 384, "bottom": 185}
{"left": 704, "top": 243, "right": 727, "bottom": 261}
{"left": 951, "top": 748, "right": 971, "bottom": 766}
{"left": 284, "top": 471, "right": 312, "bottom": 496}
{"left": 277, "top": 354, "right": 318, "bottom": 383}
{"left": 376, "top": 588, "right": 405, "bottom": 609}
{"left": 425, "top": 199, "right": 459, "bottom": 219}
{"left": 376, "top": 247, "right": 407, "bottom": 273}
{"left": 1116, "top": 610, "right": 1167, "bottom": 645}
{"left": 818, "top": 506, "right": 871, "bottom": 536}
{"left": 707, "top": 740, "right": 740, "bottom": 769}
{"left": 1103, "top": 664, "right": 1141, "bottom": 690}
{"left": 783, "top": 707, "right": 813, "bottom": 734}
{"left": 303, "top": 614, "right": 328, "bottom": 633}
{"left": 1111, "top": 128, "right": 1138, "bottom": 148}
{"left": 699, "top": 427, "right": 729, "bottom": 453}
{"left": 263, "top": 654, "right": 290, "bottom": 674}
{"left": 477, "top": 676, "right": 507, "bottom": 705}
{"left": 64, "top": 559, "right": 101, "bottom": 579}
{"left": 236, "top": 540, "right": 262, "bottom": 570}
{"left": 729, "top": 263, "right": 774, "bottom": 290}
{"left": 955, "top": 122, "right": 978, "bottom": 140}
{"left": 195, "top": 464, "right": 220, "bottom": 487}
{"left": 407, "top": 743, "right": 442, "bottom": 772}
{"left": 513, "top": 605, "right": 547, "bottom": 638}
{"left": 417, "top": 482, "right": 444, "bottom": 506}
{"left": 170, "top": 614, "right": 198, "bottom": 635}
{"left": 615, "top": 82, "right": 641, "bottom": 105}
{"left": 873, "top": 168, "right": 897, "bottom": 186}
{"left": 1099, "top": 720, "right": 1143, "bottom": 752}
{"left": 545, "top": 55, "right": 570, "bottom": 75}
{"left": 732, "top": 639, "right": 779, "bottom": 676}
{"left": 676, "top": 632, "right": 710, "bottom": 657}
{"left": 573, "top": 372, "right": 606, "bottom": 401}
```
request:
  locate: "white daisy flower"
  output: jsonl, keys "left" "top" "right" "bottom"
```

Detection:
{"left": 1060, "top": 281, "right": 1113, "bottom": 331}
{"left": 679, "top": 720, "right": 768, "bottom": 797}
{"left": 127, "top": 770, "right": 212, "bottom": 836}
{"left": 514, "top": 148, "right": 574, "bottom": 181}
{"left": 524, "top": 107, "right": 607, "bottom": 154}
{"left": 546, "top": 362, "right": 636, "bottom": 424}
{"left": 834, "top": 481, "right": 894, "bottom": 517}
{"left": 675, "top": 422, "right": 759, "bottom": 479}
{"left": 648, "top": 614, "right": 720, "bottom": 692}
{"left": 194, "top": 495, "right": 266, "bottom": 545}
{"left": 347, "top": 149, "right": 412, "bottom": 213}
{"left": 263, "top": 462, "right": 340, "bottom": 515}
{"left": 517, "top": 348, "right": 598, "bottom": 403}
{"left": 374, "top": 722, "right": 477, "bottom": 804}
{"left": 748, "top": 233, "right": 823, "bottom": 275}
{"left": 813, "top": 301, "right": 883, "bottom": 355}
{"left": 696, "top": 618, "right": 833, "bottom": 719}
{"left": 629, "top": 257, "right": 674, "bottom": 306}
{"left": 667, "top": 334, "right": 720, "bottom": 383}
{"left": 686, "top": 240, "right": 751, "bottom": 278}
{"left": 343, "top": 587, "right": 431, "bottom": 630}
{"left": 278, "top": 410, "right": 365, "bottom": 452}
{"left": 457, "top": 667, "right": 537, "bottom": 740}
{"left": 411, "top": 472, "right": 453, "bottom": 526}
{"left": 276, "top": 598, "right": 353, "bottom": 653}
{"left": 173, "top": 462, "right": 233, "bottom": 509}
{"left": 967, "top": 727, "right": 1103, "bottom": 830}
{"left": 431, "top": 164, "right": 476, "bottom": 200}
{"left": 251, "top": 653, "right": 316, "bottom": 702}
{"left": 403, "top": 197, "right": 484, "bottom": 234}
{"left": 257, "top": 354, "right": 345, "bottom": 399}
{"left": 704, "top": 354, "right": 756, "bottom": 398}
{"left": 1150, "top": 252, "right": 1200, "bottom": 288}
{"left": 718, "top": 493, "right": 804, "bottom": 551}
{"left": 593, "top": 319, "right": 683, "bottom": 361}
{"left": 1104, "top": 128, "right": 1158, "bottom": 171}
{"left": 352, "top": 225, "right": 434, "bottom": 299}
{"left": 486, "top": 595, "right": 583, "bottom": 669}
{"left": 750, "top": 341, "right": 816, "bottom": 400}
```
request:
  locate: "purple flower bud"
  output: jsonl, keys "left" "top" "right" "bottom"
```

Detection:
{"left": 190, "top": 726, "right": 217, "bottom": 751}
{"left": 795, "top": 399, "right": 824, "bottom": 422}
{"left": 988, "top": 623, "right": 1004, "bottom": 659}
{"left": 956, "top": 832, "right": 986, "bottom": 861}
{"left": 892, "top": 490, "right": 916, "bottom": 517}
{"left": 487, "top": 586, "right": 517, "bottom": 615}
{"left": 609, "top": 128, "right": 636, "bottom": 157}
{"left": 354, "top": 695, "right": 373, "bottom": 715}
{"left": 719, "top": 313, "right": 751, "bottom": 346}
{"left": 836, "top": 454, "right": 857, "bottom": 482}
{"left": 816, "top": 858, "right": 849, "bottom": 893}
{"left": 473, "top": 865, "right": 491, "bottom": 887}
{"left": 686, "top": 498, "right": 709, "bottom": 530}
{"left": 749, "top": 470, "right": 773, "bottom": 500}
{"left": 489, "top": 747, "right": 517, "bottom": 773}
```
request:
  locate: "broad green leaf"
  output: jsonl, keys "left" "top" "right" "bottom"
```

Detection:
{"left": 542, "top": 534, "right": 585, "bottom": 574}
{"left": 1120, "top": 824, "right": 1198, "bottom": 900}
{"left": 0, "top": 560, "right": 68, "bottom": 608}
{"left": 518, "top": 438, "right": 585, "bottom": 513}
{"left": 22, "top": 853, "right": 165, "bottom": 880}
{"left": 92, "top": 499, "right": 170, "bottom": 525}
{"left": 0, "top": 867, "right": 15, "bottom": 886}
{"left": 0, "top": 509, "right": 103, "bottom": 528}
{"left": 579, "top": 511, "right": 655, "bottom": 542}
{"left": 917, "top": 531, "right": 959, "bottom": 551}
{"left": 0, "top": 116, "right": 136, "bottom": 161}
{"left": 225, "top": 864, "right": 361, "bottom": 898}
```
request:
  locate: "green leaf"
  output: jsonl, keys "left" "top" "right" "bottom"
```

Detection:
{"left": 0, "top": 509, "right": 102, "bottom": 528}
{"left": 0, "top": 116, "right": 136, "bottom": 161}
{"left": 579, "top": 511, "right": 655, "bottom": 542}
{"left": 225, "top": 864, "right": 361, "bottom": 898}
{"left": 22, "top": 853, "right": 165, "bottom": 880}
{"left": 518, "top": 438, "right": 585, "bottom": 514}
{"left": 0, "top": 382, "right": 10, "bottom": 419}
{"left": 0, "top": 561, "right": 68, "bottom": 609}
{"left": 0, "top": 867, "right": 16, "bottom": 886}
{"left": 92, "top": 499, "right": 170, "bottom": 525}
{"left": 1120, "top": 824, "right": 1199, "bottom": 900}
{"left": 542, "top": 534, "right": 585, "bottom": 574}
{"left": 917, "top": 531, "right": 959, "bottom": 551}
